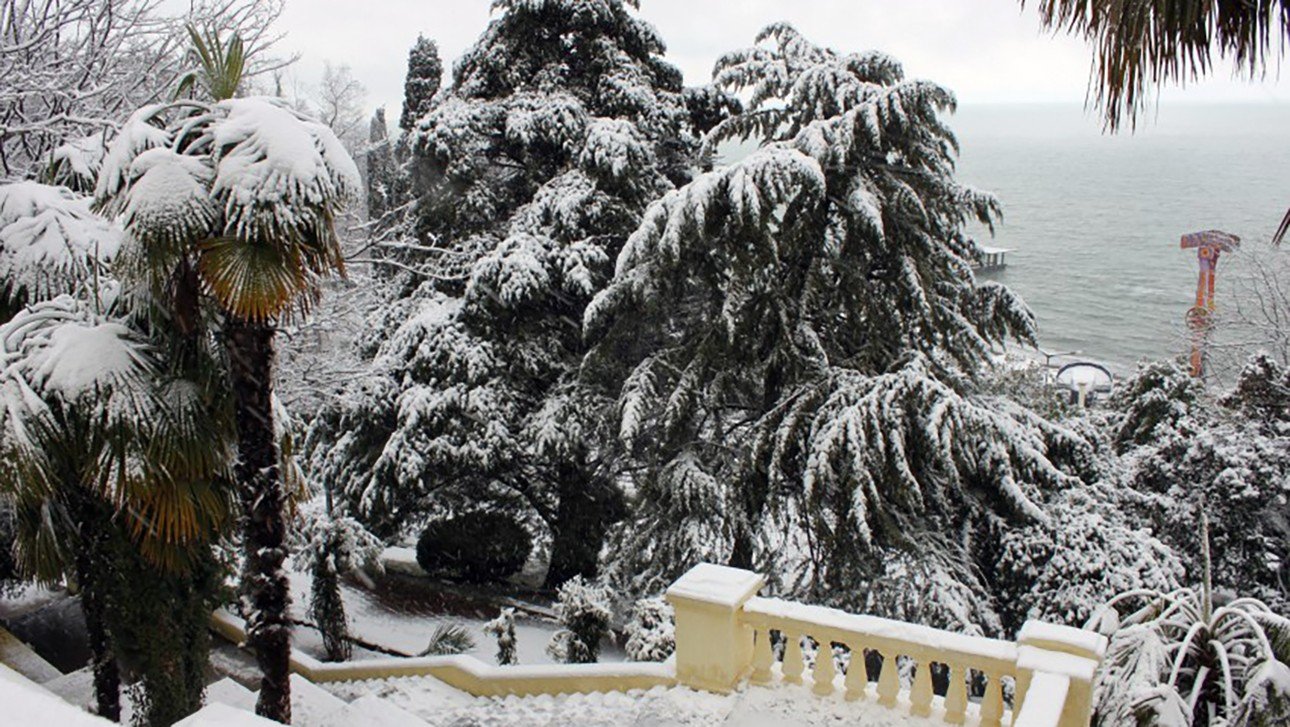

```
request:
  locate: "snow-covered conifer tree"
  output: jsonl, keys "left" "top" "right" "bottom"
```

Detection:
{"left": 366, "top": 108, "right": 397, "bottom": 224}
{"left": 296, "top": 510, "right": 384, "bottom": 662}
{"left": 581, "top": 24, "right": 1085, "bottom": 626}
{"left": 306, "top": 0, "right": 701, "bottom": 586}
{"left": 399, "top": 35, "right": 443, "bottom": 134}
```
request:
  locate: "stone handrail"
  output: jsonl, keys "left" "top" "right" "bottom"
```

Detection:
{"left": 665, "top": 564, "right": 1106, "bottom": 727}
{"left": 210, "top": 608, "right": 676, "bottom": 697}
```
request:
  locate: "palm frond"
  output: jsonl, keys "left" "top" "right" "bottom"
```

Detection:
{"left": 198, "top": 235, "right": 310, "bottom": 322}
{"left": 1025, "top": 0, "right": 1290, "bottom": 130}
{"left": 419, "top": 623, "right": 477, "bottom": 656}
{"left": 184, "top": 24, "right": 246, "bottom": 102}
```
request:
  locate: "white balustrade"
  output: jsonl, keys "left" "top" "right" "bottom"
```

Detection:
{"left": 668, "top": 564, "right": 1106, "bottom": 727}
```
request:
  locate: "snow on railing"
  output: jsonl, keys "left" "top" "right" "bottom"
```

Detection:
{"left": 666, "top": 564, "right": 1106, "bottom": 727}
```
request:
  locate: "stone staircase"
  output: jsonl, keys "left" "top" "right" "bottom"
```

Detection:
{"left": 1, "top": 564, "right": 1104, "bottom": 726}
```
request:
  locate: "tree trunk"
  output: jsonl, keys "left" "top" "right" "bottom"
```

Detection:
{"left": 72, "top": 495, "right": 120, "bottom": 722}
{"left": 227, "top": 318, "right": 291, "bottom": 724}
{"left": 544, "top": 468, "right": 622, "bottom": 588}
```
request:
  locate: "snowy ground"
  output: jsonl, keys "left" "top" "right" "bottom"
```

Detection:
{"left": 318, "top": 676, "right": 944, "bottom": 727}
{"left": 286, "top": 571, "right": 626, "bottom": 665}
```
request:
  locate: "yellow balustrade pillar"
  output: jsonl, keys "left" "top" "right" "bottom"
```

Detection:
{"left": 1015, "top": 621, "right": 1108, "bottom": 727}
{"left": 665, "top": 563, "right": 765, "bottom": 694}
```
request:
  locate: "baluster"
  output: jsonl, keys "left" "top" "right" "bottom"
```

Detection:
{"left": 910, "top": 657, "right": 934, "bottom": 717}
{"left": 980, "top": 670, "right": 1005, "bottom": 727}
{"left": 877, "top": 650, "right": 900, "bottom": 707}
{"left": 751, "top": 627, "right": 774, "bottom": 684}
{"left": 783, "top": 632, "right": 805, "bottom": 684}
{"left": 1013, "top": 671, "right": 1032, "bottom": 721}
{"left": 843, "top": 646, "right": 867, "bottom": 701}
{"left": 811, "top": 637, "right": 836, "bottom": 696}
{"left": 943, "top": 663, "right": 968, "bottom": 724}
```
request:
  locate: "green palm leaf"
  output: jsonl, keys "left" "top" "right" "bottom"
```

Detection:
{"left": 198, "top": 235, "right": 311, "bottom": 322}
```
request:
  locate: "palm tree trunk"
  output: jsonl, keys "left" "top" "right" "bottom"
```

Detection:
{"left": 227, "top": 317, "right": 291, "bottom": 724}
{"left": 72, "top": 494, "right": 120, "bottom": 722}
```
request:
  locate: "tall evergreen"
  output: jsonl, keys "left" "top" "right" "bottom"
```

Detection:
{"left": 399, "top": 35, "right": 443, "bottom": 134}
{"left": 580, "top": 25, "right": 1083, "bottom": 626}
{"left": 366, "top": 107, "right": 396, "bottom": 223}
{"left": 307, "top": 0, "right": 700, "bottom": 585}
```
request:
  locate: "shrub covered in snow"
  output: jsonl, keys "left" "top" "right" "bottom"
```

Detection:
{"left": 1089, "top": 583, "right": 1290, "bottom": 726}
{"left": 1110, "top": 359, "right": 1205, "bottom": 450}
{"left": 415, "top": 512, "right": 532, "bottom": 583}
{"left": 624, "top": 596, "right": 675, "bottom": 662}
{"left": 1220, "top": 352, "right": 1290, "bottom": 430}
{"left": 296, "top": 511, "right": 385, "bottom": 661}
{"left": 547, "top": 576, "right": 613, "bottom": 664}
{"left": 994, "top": 486, "right": 1184, "bottom": 633}
{"left": 420, "top": 623, "right": 476, "bottom": 657}
{"left": 483, "top": 607, "right": 519, "bottom": 665}
{"left": 1112, "top": 353, "right": 1290, "bottom": 612}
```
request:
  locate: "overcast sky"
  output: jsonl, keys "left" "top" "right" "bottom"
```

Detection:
{"left": 274, "top": 0, "right": 1287, "bottom": 124}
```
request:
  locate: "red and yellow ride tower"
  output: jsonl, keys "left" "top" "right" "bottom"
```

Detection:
{"left": 1180, "top": 230, "right": 1240, "bottom": 377}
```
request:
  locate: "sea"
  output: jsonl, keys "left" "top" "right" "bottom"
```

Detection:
{"left": 952, "top": 103, "right": 1290, "bottom": 373}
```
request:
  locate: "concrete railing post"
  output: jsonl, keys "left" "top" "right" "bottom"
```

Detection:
{"left": 1015, "top": 621, "right": 1108, "bottom": 727}
{"left": 665, "top": 563, "right": 765, "bottom": 693}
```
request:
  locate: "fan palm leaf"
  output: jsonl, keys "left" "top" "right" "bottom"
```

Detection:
{"left": 1025, "top": 0, "right": 1290, "bottom": 130}
{"left": 0, "top": 182, "right": 122, "bottom": 310}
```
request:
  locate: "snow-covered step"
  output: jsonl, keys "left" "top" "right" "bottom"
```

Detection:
{"left": 42, "top": 665, "right": 97, "bottom": 708}
{"left": 317, "top": 693, "right": 429, "bottom": 727}
{"left": 254, "top": 673, "right": 348, "bottom": 726}
{"left": 0, "top": 663, "right": 111, "bottom": 726}
{"left": 173, "top": 702, "right": 280, "bottom": 726}
{"left": 0, "top": 625, "right": 61, "bottom": 683}
{"left": 206, "top": 677, "right": 258, "bottom": 712}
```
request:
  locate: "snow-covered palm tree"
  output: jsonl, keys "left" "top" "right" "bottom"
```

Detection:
{"left": 0, "top": 179, "right": 235, "bottom": 722}
{"left": 96, "top": 26, "right": 359, "bottom": 722}
{"left": 1088, "top": 519, "right": 1290, "bottom": 726}
{"left": 0, "top": 296, "right": 157, "bottom": 721}
{"left": 0, "top": 181, "right": 121, "bottom": 320}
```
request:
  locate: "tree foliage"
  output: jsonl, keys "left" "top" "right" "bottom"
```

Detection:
{"left": 546, "top": 575, "right": 612, "bottom": 664}
{"left": 0, "top": 0, "right": 289, "bottom": 179}
{"left": 583, "top": 24, "right": 1081, "bottom": 621}
{"left": 483, "top": 606, "right": 518, "bottom": 665}
{"left": 399, "top": 35, "right": 443, "bottom": 134}
{"left": 96, "top": 29, "right": 359, "bottom": 720}
{"left": 307, "top": 0, "right": 697, "bottom": 587}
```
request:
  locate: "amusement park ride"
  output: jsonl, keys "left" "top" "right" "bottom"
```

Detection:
{"left": 1180, "top": 229, "right": 1241, "bottom": 377}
